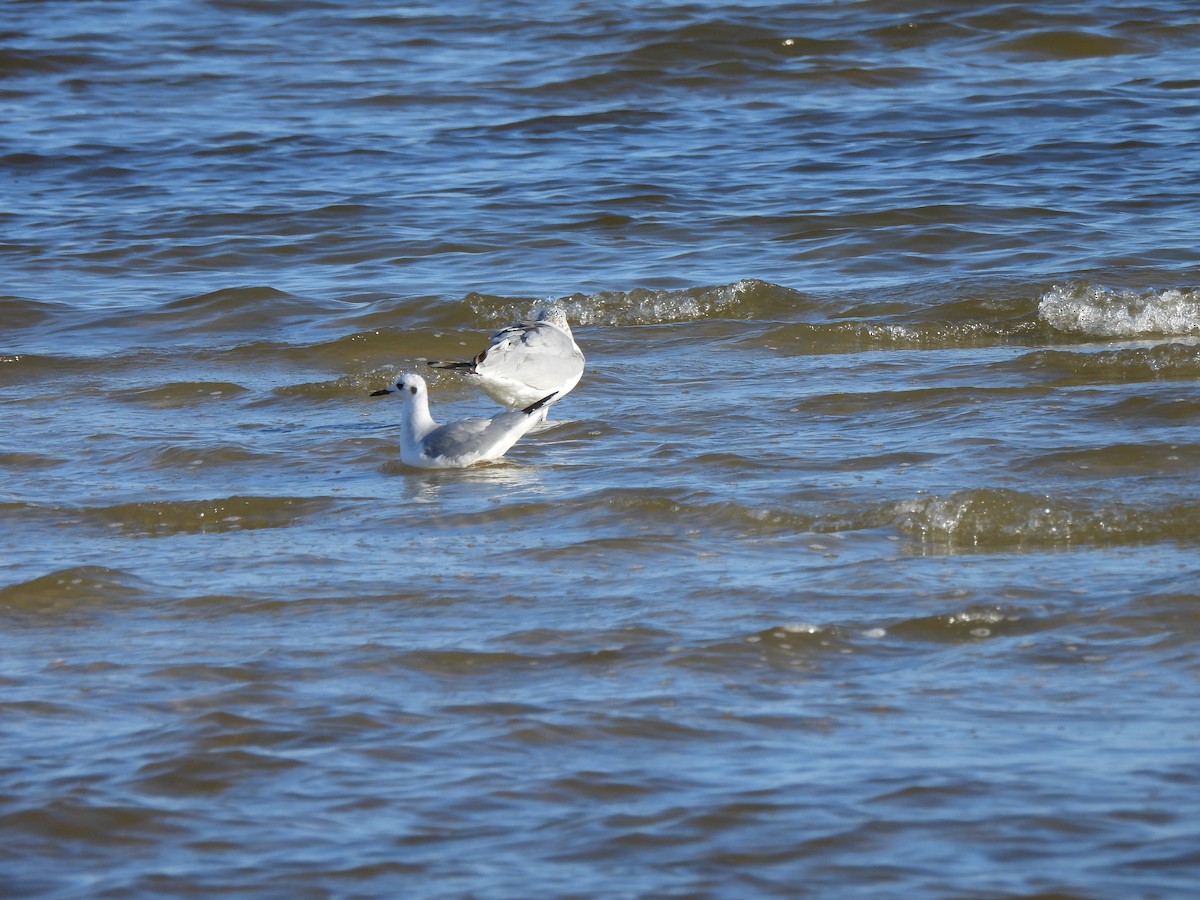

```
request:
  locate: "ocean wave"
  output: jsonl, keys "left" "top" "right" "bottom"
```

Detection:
{"left": 1007, "top": 342, "right": 1200, "bottom": 384}
{"left": 99, "top": 286, "right": 321, "bottom": 336}
{"left": 467, "top": 279, "right": 822, "bottom": 327}
{"left": 149, "top": 444, "right": 273, "bottom": 470}
{"left": 0, "top": 566, "right": 149, "bottom": 612}
{"left": 1018, "top": 443, "right": 1200, "bottom": 477}
{"left": 891, "top": 488, "right": 1200, "bottom": 548}
{"left": 273, "top": 372, "right": 391, "bottom": 402}
{"left": 0, "top": 451, "right": 65, "bottom": 470}
{"left": 506, "top": 487, "right": 1200, "bottom": 550}
{"left": 0, "top": 352, "right": 76, "bottom": 384}
{"left": 721, "top": 290, "right": 1045, "bottom": 352}
{"left": 991, "top": 29, "right": 1143, "bottom": 60}
{"left": 752, "top": 317, "right": 1040, "bottom": 353}
{"left": 885, "top": 605, "right": 1036, "bottom": 643}
{"left": 17, "top": 280, "right": 1198, "bottom": 363}
{"left": 30, "top": 496, "right": 344, "bottom": 537}
{"left": 1038, "top": 283, "right": 1200, "bottom": 337}
{"left": 0, "top": 295, "right": 64, "bottom": 330}
{"left": 111, "top": 381, "right": 250, "bottom": 408}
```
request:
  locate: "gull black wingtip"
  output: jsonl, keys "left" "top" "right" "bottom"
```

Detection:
{"left": 522, "top": 391, "right": 558, "bottom": 415}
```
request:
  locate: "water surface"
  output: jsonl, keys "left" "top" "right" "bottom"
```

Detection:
{"left": 3, "top": 1, "right": 1200, "bottom": 896}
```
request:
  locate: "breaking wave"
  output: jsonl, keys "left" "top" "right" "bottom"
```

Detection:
{"left": 467, "top": 278, "right": 823, "bottom": 327}
{"left": 451, "top": 488, "right": 1200, "bottom": 551}
{"left": 1038, "top": 283, "right": 1200, "bottom": 338}
{"left": 890, "top": 488, "right": 1200, "bottom": 548}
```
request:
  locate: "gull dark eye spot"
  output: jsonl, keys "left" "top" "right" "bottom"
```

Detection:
{"left": 409, "top": 385, "right": 418, "bottom": 395}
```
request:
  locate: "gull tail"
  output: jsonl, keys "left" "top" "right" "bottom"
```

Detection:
{"left": 426, "top": 359, "right": 476, "bottom": 372}
{"left": 522, "top": 392, "right": 558, "bottom": 415}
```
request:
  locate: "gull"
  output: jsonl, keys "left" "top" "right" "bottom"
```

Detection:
{"left": 426, "top": 307, "right": 584, "bottom": 419}
{"left": 371, "top": 373, "right": 556, "bottom": 469}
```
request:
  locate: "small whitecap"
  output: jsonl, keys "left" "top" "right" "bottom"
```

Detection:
{"left": 781, "top": 623, "right": 821, "bottom": 634}
{"left": 1038, "top": 283, "right": 1200, "bottom": 337}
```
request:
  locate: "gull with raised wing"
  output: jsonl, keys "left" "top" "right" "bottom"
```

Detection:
{"left": 426, "top": 307, "right": 584, "bottom": 419}
{"left": 371, "top": 373, "right": 556, "bottom": 469}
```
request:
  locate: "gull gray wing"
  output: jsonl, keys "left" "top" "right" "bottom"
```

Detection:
{"left": 419, "top": 410, "right": 528, "bottom": 462}
{"left": 477, "top": 321, "right": 585, "bottom": 392}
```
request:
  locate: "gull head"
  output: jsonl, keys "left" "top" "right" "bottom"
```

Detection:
{"left": 536, "top": 306, "right": 571, "bottom": 331}
{"left": 370, "top": 372, "right": 428, "bottom": 400}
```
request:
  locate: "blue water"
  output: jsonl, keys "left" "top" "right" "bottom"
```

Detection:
{"left": 3, "top": 2, "right": 1200, "bottom": 896}
{"left": 8, "top": 1, "right": 1200, "bottom": 304}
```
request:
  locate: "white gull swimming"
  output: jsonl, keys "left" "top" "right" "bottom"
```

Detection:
{"left": 371, "top": 373, "right": 556, "bottom": 469}
{"left": 426, "top": 307, "right": 584, "bottom": 419}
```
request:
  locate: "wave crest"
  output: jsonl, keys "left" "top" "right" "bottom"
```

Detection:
{"left": 468, "top": 278, "right": 818, "bottom": 327}
{"left": 1038, "top": 283, "right": 1200, "bottom": 337}
{"left": 0, "top": 566, "right": 149, "bottom": 612}
{"left": 892, "top": 488, "right": 1200, "bottom": 547}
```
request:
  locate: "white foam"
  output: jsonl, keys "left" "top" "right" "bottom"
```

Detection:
{"left": 780, "top": 623, "right": 822, "bottom": 634}
{"left": 1038, "top": 283, "right": 1200, "bottom": 337}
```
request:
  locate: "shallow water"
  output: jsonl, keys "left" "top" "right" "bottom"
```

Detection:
{"left": 3, "top": 1, "right": 1200, "bottom": 897}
